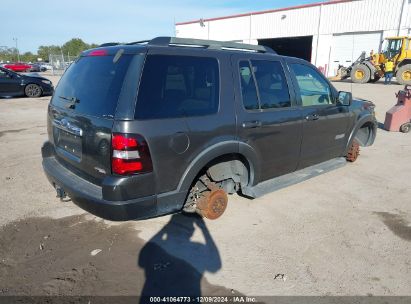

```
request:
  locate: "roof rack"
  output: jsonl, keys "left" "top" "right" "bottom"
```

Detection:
{"left": 128, "top": 37, "right": 276, "bottom": 53}
{"left": 125, "top": 40, "right": 150, "bottom": 45}
{"left": 99, "top": 42, "right": 120, "bottom": 47}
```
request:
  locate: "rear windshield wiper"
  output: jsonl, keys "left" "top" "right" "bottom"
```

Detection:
{"left": 58, "top": 95, "right": 80, "bottom": 109}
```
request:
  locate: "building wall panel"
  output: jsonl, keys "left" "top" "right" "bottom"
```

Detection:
{"left": 250, "top": 6, "right": 320, "bottom": 39}
{"left": 176, "top": 0, "right": 411, "bottom": 69}
{"left": 208, "top": 16, "right": 250, "bottom": 41}
{"left": 320, "top": 0, "right": 403, "bottom": 34}
{"left": 176, "top": 0, "right": 409, "bottom": 40}
{"left": 176, "top": 22, "right": 209, "bottom": 40}
{"left": 405, "top": 0, "right": 411, "bottom": 34}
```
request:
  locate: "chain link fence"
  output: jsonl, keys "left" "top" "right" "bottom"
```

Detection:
{"left": 49, "top": 54, "right": 77, "bottom": 75}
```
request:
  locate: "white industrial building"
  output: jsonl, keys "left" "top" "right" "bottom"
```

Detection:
{"left": 175, "top": 0, "right": 411, "bottom": 76}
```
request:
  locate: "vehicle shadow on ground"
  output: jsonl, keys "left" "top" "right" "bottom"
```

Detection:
{"left": 0, "top": 214, "right": 236, "bottom": 300}
{"left": 138, "top": 213, "right": 222, "bottom": 299}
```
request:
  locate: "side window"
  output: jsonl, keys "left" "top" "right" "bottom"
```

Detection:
{"left": 0, "top": 70, "right": 8, "bottom": 78}
{"left": 135, "top": 55, "right": 219, "bottom": 119}
{"left": 290, "top": 63, "right": 333, "bottom": 106}
{"left": 238, "top": 60, "right": 291, "bottom": 111}
{"left": 251, "top": 60, "right": 291, "bottom": 109}
{"left": 239, "top": 61, "right": 259, "bottom": 110}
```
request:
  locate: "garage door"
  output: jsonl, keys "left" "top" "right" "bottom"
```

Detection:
{"left": 329, "top": 32, "right": 382, "bottom": 77}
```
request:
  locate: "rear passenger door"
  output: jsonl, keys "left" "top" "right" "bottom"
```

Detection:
{"left": 286, "top": 59, "right": 351, "bottom": 169}
{"left": 231, "top": 54, "right": 303, "bottom": 182}
{"left": 133, "top": 49, "right": 235, "bottom": 197}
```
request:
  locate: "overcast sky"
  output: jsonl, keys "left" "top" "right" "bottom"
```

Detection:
{"left": 1, "top": 0, "right": 320, "bottom": 53}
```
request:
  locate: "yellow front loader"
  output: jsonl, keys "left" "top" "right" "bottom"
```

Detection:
{"left": 335, "top": 37, "right": 411, "bottom": 85}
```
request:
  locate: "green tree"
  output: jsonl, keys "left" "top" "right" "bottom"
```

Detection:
{"left": 1, "top": 38, "right": 99, "bottom": 63}
{"left": 20, "top": 52, "right": 37, "bottom": 63}
{"left": 88, "top": 43, "right": 99, "bottom": 49}
{"left": 61, "top": 38, "right": 90, "bottom": 57}
{"left": 0, "top": 47, "right": 18, "bottom": 62}
{"left": 38, "top": 45, "right": 62, "bottom": 62}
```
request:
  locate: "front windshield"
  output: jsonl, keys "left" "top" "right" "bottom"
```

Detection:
{"left": 382, "top": 39, "right": 402, "bottom": 59}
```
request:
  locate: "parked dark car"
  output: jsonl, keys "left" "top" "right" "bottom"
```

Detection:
{"left": 41, "top": 37, "right": 377, "bottom": 221}
{"left": 0, "top": 67, "right": 54, "bottom": 97}
{"left": 29, "top": 63, "right": 47, "bottom": 72}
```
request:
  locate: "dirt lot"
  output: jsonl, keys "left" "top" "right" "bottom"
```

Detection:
{"left": 0, "top": 76, "right": 410, "bottom": 298}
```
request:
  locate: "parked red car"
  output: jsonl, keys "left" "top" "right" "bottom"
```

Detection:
{"left": 3, "top": 62, "right": 32, "bottom": 72}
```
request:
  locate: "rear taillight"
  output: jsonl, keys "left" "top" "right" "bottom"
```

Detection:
{"left": 111, "top": 133, "right": 153, "bottom": 175}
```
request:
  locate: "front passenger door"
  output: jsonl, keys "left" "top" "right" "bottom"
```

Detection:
{"left": 0, "top": 69, "right": 20, "bottom": 95}
{"left": 287, "top": 61, "right": 351, "bottom": 169}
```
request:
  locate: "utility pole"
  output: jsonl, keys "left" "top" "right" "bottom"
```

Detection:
{"left": 12, "top": 38, "right": 20, "bottom": 62}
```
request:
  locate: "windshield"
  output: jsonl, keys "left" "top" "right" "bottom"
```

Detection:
{"left": 52, "top": 54, "right": 133, "bottom": 118}
{"left": 1, "top": 67, "right": 18, "bottom": 77}
{"left": 382, "top": 39, "right": 402, "bottom": 59}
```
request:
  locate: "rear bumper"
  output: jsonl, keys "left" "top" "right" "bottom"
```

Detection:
{"left": 42, "top": 155, "right": 159, "bottom": 221}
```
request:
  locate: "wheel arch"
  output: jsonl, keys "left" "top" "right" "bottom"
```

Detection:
{"left": 396, "top": 59, "right": 411, "bottom": 71}
{"left": 345, "top": 115, "right": 377, "bottom": 154}
{"left": 176, "top": 141, "right": 259, "bottom": 194}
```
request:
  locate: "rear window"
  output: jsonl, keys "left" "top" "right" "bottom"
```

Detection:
{"left": 135, "top": 55, "right": 219, "bottom": 119}
{"left": 52, "top": 54, "right": 133, "bottom": 118}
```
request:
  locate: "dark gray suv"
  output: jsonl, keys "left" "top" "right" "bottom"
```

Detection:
{"left": 42, "top": 37, "right": 377, "bottom": 221}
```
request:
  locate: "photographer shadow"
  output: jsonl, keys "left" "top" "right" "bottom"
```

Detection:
{"left": 138, "top": 213, "right": 221, "bottom": 299}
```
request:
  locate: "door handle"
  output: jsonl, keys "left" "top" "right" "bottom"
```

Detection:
{"left": 242, "top": 120, "right": 262, "bottom": 128}
{"left": 305, "top": 114, "right": 319, "bottom": 121}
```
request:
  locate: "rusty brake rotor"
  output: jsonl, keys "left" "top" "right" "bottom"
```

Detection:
{"left": 196, "top": 188, "right": 228, "bottom": 220}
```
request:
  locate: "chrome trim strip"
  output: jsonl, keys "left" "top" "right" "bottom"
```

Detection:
{"left": 53, "top": 119, "right": 83, "bottom": 137}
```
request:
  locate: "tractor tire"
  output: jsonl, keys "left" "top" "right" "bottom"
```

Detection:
{"left": 346, "top": 140, "right": 360, "bottom": 162}
{"left": 351, "top": 64, "right": 371, "bottom": 84}
{"left": 396, "top": 64, "right": 411, "bottom": 85}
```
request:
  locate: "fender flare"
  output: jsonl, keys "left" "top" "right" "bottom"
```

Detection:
{"left": 176, "top": 141, "right": 260, "bottom": 193}
{"left": 344, "top": 114, "right": 377, "bottom": 154}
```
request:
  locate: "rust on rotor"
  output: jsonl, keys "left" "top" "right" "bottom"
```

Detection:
{"left": 346, "top": 140, "right": 360, "bottom": 162}
{"left": 196, "top": 188, "right": 228, "bottom": 220}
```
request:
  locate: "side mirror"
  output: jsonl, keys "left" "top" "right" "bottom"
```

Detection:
{"left": 338, "top": 91, "right": 352, "bottom": 106}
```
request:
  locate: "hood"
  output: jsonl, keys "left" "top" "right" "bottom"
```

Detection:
{"left": 21, "top": 73, "right": 50, "bottom": 82}
{"left": 352, "top": 97, "right": 376, "bottom": 112}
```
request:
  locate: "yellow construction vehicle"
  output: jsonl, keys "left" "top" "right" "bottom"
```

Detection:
{"left": 335, "top": 36, "right": 411, "bottom": 85}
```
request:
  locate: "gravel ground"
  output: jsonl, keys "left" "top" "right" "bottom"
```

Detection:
{"left": 0, "top": 76, "right": 410, "bottom": 297}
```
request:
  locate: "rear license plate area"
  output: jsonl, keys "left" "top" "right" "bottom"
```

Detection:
{"left": 53, "top": 127, "right": 82, "bottom": 160}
